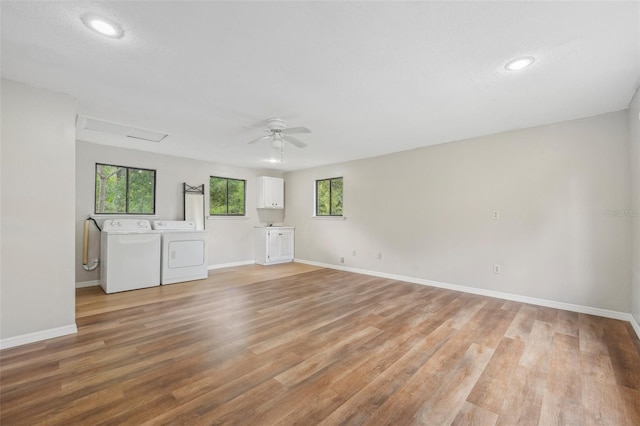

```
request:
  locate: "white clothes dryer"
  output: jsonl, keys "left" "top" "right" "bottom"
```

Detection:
{"left": 152, "top": 220, "right": 208, "bottom": 285}
{"left": 100, "top": 219, "right": 161, "bottom": 293}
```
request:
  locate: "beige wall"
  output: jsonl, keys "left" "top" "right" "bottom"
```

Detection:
{"left": 75, "top": 141, "right": 284, "bottom": 283}
{"left": 630, "top": 88, "right": 640, "bottom": 324}
{"left": 285, "top": 111, "right": 632, "bottom": 312}
{"left": 1, "top": 80, "right": 77, "bottom": 341}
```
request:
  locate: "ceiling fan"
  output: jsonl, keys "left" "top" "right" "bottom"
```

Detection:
{"left": 247, "top": 118, "right": 310, "bottom": 149}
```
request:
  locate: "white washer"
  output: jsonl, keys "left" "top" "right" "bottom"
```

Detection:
{"left": 100, "top": 219, "right": 161, "bottom": 294}
{"left": 152, "top": 220, "right": 208, "bottom": 285}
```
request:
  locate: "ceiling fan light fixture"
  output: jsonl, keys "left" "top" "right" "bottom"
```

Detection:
{"left": 271, "top": 138, "right": 283, "bottom": 149}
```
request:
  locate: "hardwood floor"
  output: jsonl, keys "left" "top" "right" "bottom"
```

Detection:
{"left": 1, "top": 263, "right": 639, "bottom": 425}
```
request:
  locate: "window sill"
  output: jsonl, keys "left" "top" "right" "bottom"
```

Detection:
{"left": 312, "top": 216, "right": 346, "bottom": 221}
{"left": 207, "top": 216, "right": 251, "bottom": 220}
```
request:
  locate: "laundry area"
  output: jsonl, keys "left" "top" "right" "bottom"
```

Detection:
{"left": 80, "top": 182, "right": 209, "bottom": 293}
{"left": 76, "top": 149, "right": 293, "bottom": 294}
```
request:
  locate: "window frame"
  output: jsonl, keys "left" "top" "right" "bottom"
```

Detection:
{"left": 94, "top": 163, "right": 156, "bottom": 215}
{"left": 315, "top": 176, "right": 343, "bottom": 217}
{"left": 209, "top": 176, "right": 247, "bottom": 216}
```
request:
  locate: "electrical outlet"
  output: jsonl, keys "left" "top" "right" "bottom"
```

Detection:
{"left": 492, "top": 210, "right": 500, "bottom": 220}
{"left": 377, "top": 252, "right": 382, "bottom": 260}
{"left": 493, "top": 264, "right": 501, "bottom": 274}
{"left": 340, "top": 257, "right": 344, "bottom": 264}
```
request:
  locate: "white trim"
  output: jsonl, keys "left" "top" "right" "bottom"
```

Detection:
{"left": 631, "top": 315, "right": 640, "bottom": 340}
{"left": 76, "top": 280, "right": 99, "bottom": 288}
{"left": 294, "top": 259, "right": 635, "bottom": 324}
{"left": 311, "top": 216, "right": 346, "bottom": 220}
{"left": 208, "top": 260, "right": 255, "bottom": 270}
{"left": 0, "top": 324, "right": 77, "bottom": 350}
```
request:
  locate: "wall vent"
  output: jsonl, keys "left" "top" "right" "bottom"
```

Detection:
{"left": 77, "top": 116, "right": 168, "bottom": 142}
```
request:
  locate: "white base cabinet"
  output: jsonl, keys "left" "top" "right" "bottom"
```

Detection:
{"left": 255, "top": 227, "right": 294, "bottom": 265}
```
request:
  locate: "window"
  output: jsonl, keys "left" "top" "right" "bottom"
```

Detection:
{"left": 316, "top": 177, "right": 343, "bottom": 216}
{"left": 95, "top": 163, "right": 156, "bottom": 214}
{"left": 210, "top": 176, "right": 246, "bottom": 216}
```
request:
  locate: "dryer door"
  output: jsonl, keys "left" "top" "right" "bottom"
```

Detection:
{"left": 168, "top": 240, "right": 205, "bottom": 268}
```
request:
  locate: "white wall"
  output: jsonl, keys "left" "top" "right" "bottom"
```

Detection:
{"left": 285, "top": 111, "right": 632, "bottom": 312}
{"left": 630, "top": 88, "right": 640, "bottom": 325}
{"left": 75, "top": 141, "right": 284, "bottom": 284}
{"left": 1, "top": 80, "right": 77, "bottom": 343}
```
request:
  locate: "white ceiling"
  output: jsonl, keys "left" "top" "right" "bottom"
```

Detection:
{"left": 2, "top": 1, "right": 639, "bottom": 171}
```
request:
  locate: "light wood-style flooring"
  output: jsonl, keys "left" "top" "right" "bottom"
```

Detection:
{"left": 1, "top": 263, "right": 639, "bottom": 425}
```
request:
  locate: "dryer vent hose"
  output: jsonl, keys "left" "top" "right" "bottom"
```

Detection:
{"left": 82, "top": 218, "right": 100, "bottom": 271}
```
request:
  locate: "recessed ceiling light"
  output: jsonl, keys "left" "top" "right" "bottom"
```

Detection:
{"left": 505, "top": 56, "right": 535, "bottom": 71}
{"left": 82, "top": 16, "right": 124, "bottom": 39}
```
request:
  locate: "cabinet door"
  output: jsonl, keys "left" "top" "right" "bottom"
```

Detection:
{"left": 278, "top": 230, "right": 293, "bottom": 258}
{"left": 267, "top": 231, "right": 282, "bottom": 262}
{"left": 266, "top": 229, "right": 293, "bottom": 262}
{"left": 258, "top": 176, "right": 284, "bottom": 209}
{"left": 270, "top": 178, "right": 284, "bottom": 208}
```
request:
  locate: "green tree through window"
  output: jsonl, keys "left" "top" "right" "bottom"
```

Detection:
{"left": 210, "top": 176, "right": 246, "bottom": 215}
{"left": 316, "top": 177, "right": 343, "bottom": 216}
{"left": 95, "top": 163, "right": 155, "bottom": 214}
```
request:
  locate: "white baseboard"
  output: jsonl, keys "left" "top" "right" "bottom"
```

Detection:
{"left": 208, "top": 260, "right": 255, "bottom": 270}
{"left": 0, "top": 324, "right": 78, "bottom": 350}
{"left": 631, "top": 315, "right": 640, "bottom": 340}
{"left": 295, "top": 259, "right": 639, "bottom": 337}
{"left": 76, "top": 280, "right": 99, "bottom": 288}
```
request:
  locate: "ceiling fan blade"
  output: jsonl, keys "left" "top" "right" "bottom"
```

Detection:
{"left": 283, "top": 135, "right": 307, "bottom": 148}
{"left": 283, "top": 127, "right": 311, "bottom": 135}
{"left": 248, "top": 135, "right": 272, "bottom": 144}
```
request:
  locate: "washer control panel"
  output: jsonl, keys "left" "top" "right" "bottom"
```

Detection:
{"left": 102, "top": 219, "right": 152, "bottom": 231}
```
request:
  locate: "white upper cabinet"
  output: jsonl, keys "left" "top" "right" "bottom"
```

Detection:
{"left": 257, "top": 176, "right": 284, "bottom": 209}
